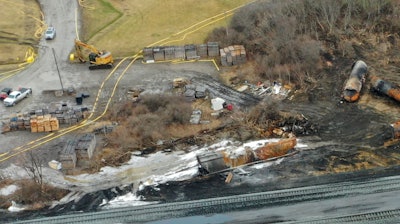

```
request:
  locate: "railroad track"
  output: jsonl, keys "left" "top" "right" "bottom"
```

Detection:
{"left": 12, "top": 175, "right": 400, "bottom": 224}
{"left": 291, "top": 209, "right": 400, "bottom": 224}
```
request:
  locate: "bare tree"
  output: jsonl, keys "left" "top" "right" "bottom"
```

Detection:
{"left": 342, "top": 0, "right": 357, "bottom": 32}
{"left": 23, "top": 151, "right": 44, "bottom": 191}
{"left": 318, "top": 0, "right": 341, "bottom": 33}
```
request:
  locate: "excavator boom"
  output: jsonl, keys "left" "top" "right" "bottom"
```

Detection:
{"left": 71, "top": 39, "right": 113, "bottom": 70}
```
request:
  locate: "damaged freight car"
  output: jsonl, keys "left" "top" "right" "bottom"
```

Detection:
{"left": 196, "top": 137, "right": 297, "bottom": 175}
{"left": 342, "top": 60, "right": 368, "bottom": 102}
{"left": 370, "top": 76, "right": 400, "bottom": 102}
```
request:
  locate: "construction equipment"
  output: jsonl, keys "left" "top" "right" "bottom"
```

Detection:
{"left": 71, "top": 39, "right": 113, "bottom": 70}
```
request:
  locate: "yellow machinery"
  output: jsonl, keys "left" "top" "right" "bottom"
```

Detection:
{"left": 71, "top": 39, "right": 114, "bottom": 70}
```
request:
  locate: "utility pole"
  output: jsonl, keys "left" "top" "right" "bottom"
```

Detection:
{"left": 52, "top": 48, "right": 64, "bottom": 93}
{"left": 225, "top": 11, "right": 229, "bottom": 36}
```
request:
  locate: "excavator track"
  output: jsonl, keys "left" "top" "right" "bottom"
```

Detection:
{"left": 89, "top": 64, "right": 113, "bottom": 70}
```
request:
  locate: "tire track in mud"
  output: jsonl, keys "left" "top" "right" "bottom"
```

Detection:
{"left": 278, "top": 99, "right": 392, "bottom": 147}
{"left": 86, "top": 58, "right": 135, "bottom": 121}
{"left": 189, "top": 72, "right": 260, "bottom": 109}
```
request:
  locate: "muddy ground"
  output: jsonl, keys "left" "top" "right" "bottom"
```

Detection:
{"left": 2, "top": 54, "right": 400, "bottom": 222}
{"left": 132, "top": 58, "right": 400, "bottom": 204}
{"left": 2, "top": 0, "right": 400, "bottom": 221}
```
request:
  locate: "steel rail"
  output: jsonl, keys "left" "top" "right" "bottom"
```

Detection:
{"left": 11, "top": 175, "right": 400, "bottom": 224}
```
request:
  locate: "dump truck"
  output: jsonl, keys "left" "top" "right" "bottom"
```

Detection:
{"left": 342, "top": 60, "right": 368, "bottom": 102}
{"left": 370, "top": 76, "right": 400, "bottom": 102}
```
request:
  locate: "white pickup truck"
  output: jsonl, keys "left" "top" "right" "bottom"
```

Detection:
{"left": 3, "top": 88, "right": 32, "bottom": 106}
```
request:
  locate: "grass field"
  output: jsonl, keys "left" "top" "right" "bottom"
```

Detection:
{"left": 81, "top": 0, "right": 254, "bottom": 57}
{"left": 0, "top": 0, "right": 253, "bottom": 68}
{"left": 0, "top": 0, "right": 41, "bottom": 68}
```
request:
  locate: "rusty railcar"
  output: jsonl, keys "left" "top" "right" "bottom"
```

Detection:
{"left": 342, "top": 60, "right": 368, "bottom": 102}
{"left": 254, "top": 138, "right": 297, "bottom": 160}
{"left": 370, "top": 76, "right": 400, "bottom": 102}
{"left": 197, "top": 138, "right": 297, "bottom": 174}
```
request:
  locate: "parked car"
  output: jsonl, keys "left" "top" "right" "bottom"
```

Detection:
{"left": 45, "top": 26, "right": 56, "bottom": 40}
{"left": 3, "top": 88, "right": 32, "bottom": 106}
{"left": 0, "top": 87, "right": 12, "bottom": 101}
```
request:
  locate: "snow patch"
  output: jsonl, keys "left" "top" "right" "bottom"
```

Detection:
{"left": 0, "top": 184, "right": 19, "bottom": 196}
{"left": 8, "top": 201, "right": 25, "bottom": 212}
{"left": 251, "top": 158, "right": 285, "bottom": 169}
{"left": 101, "top": 192, "right": 157, "bottom": 209}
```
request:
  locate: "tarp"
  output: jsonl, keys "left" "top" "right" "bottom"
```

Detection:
{"left": 211, "top": 97, "right": 226, "bottom": 111}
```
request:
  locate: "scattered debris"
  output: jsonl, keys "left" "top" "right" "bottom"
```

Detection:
{"left": 54, "top": 90, "right": 63, "bottom": 97}
{"left": 48, "top": 160, "right": 62, "bottom": 170}
{"left": 173, "top": 78, "right": 189, "bottom": 88}
{"left": 190, "top": 109, "right": 202, "bottom": 124}
{"left": 225, "top": 172, "right": 233, "bottom": 183}
{"left": 181, "top": 84, "right": 208, "bottom": 100}
{"left": 127, "top": 88, "right": 143, "bottom": 102}
{"left": 93, "top": 124, "right": 116, "bottom": 134}
{"left": 391, "top": 120, "right": 400, "bottom": 139}
{"left": 195, "top": 86, "right": 207, "bottom": 98}
{"left": 211, "top": 97, "right": 226, "bottom": 111}
{"left": 66, "top": 86, "right": 75, "bottom": 95}
{"left": 236, "top": 85, "right": 248, "bottom": 92}
{"left": 233, "top": 80, "right": 291, "bottom": 99}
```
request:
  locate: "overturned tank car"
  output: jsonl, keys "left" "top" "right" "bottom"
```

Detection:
{"left": 370, "top": 76, "right": 400, "bottom": 102}
{"left": 196, "top": 138, "right": 297, "bottom": 175}
{"left": 342, "top": 60, "right": 368, "bottom": 102}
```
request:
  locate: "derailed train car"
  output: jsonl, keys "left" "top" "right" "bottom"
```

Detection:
{"left": 342, "top": 60, "right": 368, "bottom": 102}
{"left": 196, "top": 138, "right": 297, "bottom": 175}
{"left": 370, "top": 76, "right": 400, "bottom": 102}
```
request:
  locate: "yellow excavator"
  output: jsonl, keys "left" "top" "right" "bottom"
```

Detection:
{"left": 70, "top": 39, "right": 114, "bottom": 70}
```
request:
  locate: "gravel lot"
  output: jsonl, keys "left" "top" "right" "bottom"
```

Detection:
{"left": 0, "top": 0, "right": 228, "bottom": 164}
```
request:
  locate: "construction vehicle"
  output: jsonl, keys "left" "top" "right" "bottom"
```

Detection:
{"left": 71, "top": 39, "right": 113, "bottom": 70}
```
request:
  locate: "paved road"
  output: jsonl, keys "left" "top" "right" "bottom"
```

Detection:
{"left": 0, "top": 0, "right": 73, "bottom": 154}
